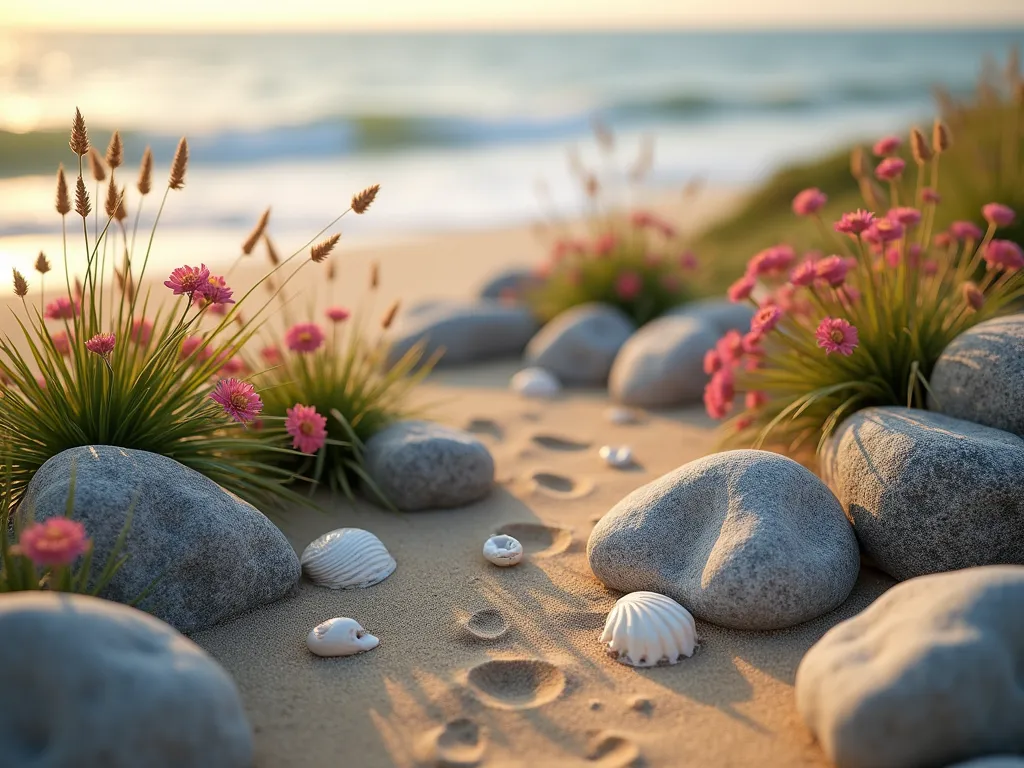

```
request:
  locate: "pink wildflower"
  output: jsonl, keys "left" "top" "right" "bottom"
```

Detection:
{"left": 790, "top": 259, "right": 817, "bottom": 287}
{"left": 703, "top": 368, "right": 735, "bottom": 420}
{"left": 888, "top": 207, "right": 921, "bottom": 227}
{"left": 884, "top": 246, "right": 900, "bottom": 269}
{"left": 734, "top": 414, "right": 755, "bottom": 431}
{"left": 922, "top": 260, "right": 938, "bottom": 276}
{"left": 180, "top": 336, "right": 204, "bottom": 361}
{"left": 285, "top": 403, "right": 328, "bottom": 454}
{"left": 18, "top": 518, "right": 89, "bottom": 567}
{"left": 679, "top": 251, "right": 698, "bottom": 270}
{"left": 934, "top": 232, "right": 953, "bottom": 249}
{"left": 875, "top": 157, "right": 906, "bottom": 181}
{"left": 950, "top": 221, "right": 983, "bottom": 242}
{"left": 922, "top": 187, "right": 941, "bottom": 204}
{"left": 219, "top": 356, "right": 246, "bottom": 376}
{"left": 130, "top": 317, "right": 153, "bottom": 345}
{"left": 741, "top": 331, "right": 763, "bottom": 354}
{"left": 792, "top": 188, "right": 827, "bottom": 216}
{"left": 727, "top": 275, "right": 756, "bottom": 303}
{"left": 872, "top": 135, "right": 901, "bottom": 156}
{"left": 593, "top": 233, "right": 618, "bottom": 257}
{"left": 984, "top": 240, "right": 1024, "bottom": 271}
{"left": 703, "top": 349, "right": 722, "bottom": 375}
{"left": 261, "top": 346, "right": 282, "bottom": 365}
{"left": 747, "top": 245, "right": 796, "bottom": 277}
{"left": 200, "top": 275, "right": 235, "bottom": 306}
{"left": 963, "top": 282, "right": 984, "bottom": 310}
{"left": 52, "top": 331, "right": 72, "bottom": 356}
{"left": 84, "top": 332, "right": 115, "bottom": 358}
{"left": 834, "top": 209, "right": 875, "bottom": 236}
{"left": 866, "top": 218, "right": 904, "bottom": 244}
{"left": 285, "top": 322, "right": 325, "bottom": 353}
{"left": 615, "top": 271, "right": 643, "bottom": 301}
{"left": 43, "top": 296, "right": 78, "bottom": 321}
{"left": 210, "top": 378, "right": 263, "bottom": 423}
{"left": 163, "top": 264, "right": 210, "bottom": 296}
{"left": 745, "top": 390, "right": 768, "bottom": 409}
{"left": 325, "top": 306, "right": 351, "bottom": 323}
{"left": 815, "top": 317, "right": 859, "bottom": 356}
{"left": 716, "top": 330, "right": 744, "bottom": 363}
{"left": 814, "top": 255, "right": 850, "bottom": 287}
{"left": 750, "top": 305, "right": 782, "bottom": 335}
{"left": 982, "top": 203, "right": 1016, "bottom": 228}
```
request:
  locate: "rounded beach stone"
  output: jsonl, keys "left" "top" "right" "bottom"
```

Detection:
{"left": 363, "top": 420, "right": 494, "bottom": 511}
{"left": 587, "top": 449, "right": 860, "bottom": 630}
{"left": 0, "top": 592, "right": 252, "bottom": 767}
{"left": 796, "top": 566, "right": 1024, "bottom": 768}
{"left": 477, "top": 267, "right": 537, "bottom": 301}
{"left": 608, "top": 314, "right": 720, "bottom": 407}
{"left": 822, "top": 406, "right": 1024, "bottom": 581}
{"left": 524, "top": 303, "right": 636, "bottom": 386}
{"left": 928, "top": 314, "right": 1024, "bottom": 438}
{"left": 20, "top": 446, "right": 300, "bottom": 634}
{"left": 664, "top": 297, "right": 755, "bottom": 335}
{"left": 947, "top": 760, "right": 1024, "bottom": 768}
{"left": 384, "top": 300, "right": 538, "bottom": 368}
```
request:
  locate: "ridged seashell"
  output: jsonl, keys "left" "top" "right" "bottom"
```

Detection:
{"left": 601, "top": 591, "right": 697, "bottom": 667}
{"left": 483, "top": 534, "right": 523, "bottom": 566}
{"left": 510, "top": 367, "right": 561, "bottom": 399}
{"left": 599, "top": 445, "right": 634, "bottom": 469}
{"left": 307, "top": 617, "right": 379, "bottom": 657}
{"left": 300, "top": 528, "right": 396, "bottom": 590}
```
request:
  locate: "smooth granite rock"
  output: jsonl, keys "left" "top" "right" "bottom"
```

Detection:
{"left": 385, "top": 300, "right": 539, "bottom": 368}
{"left": 20, "top": 446, "right": 300, "bottom": 634}
{"left": 608, "top": 314, "right": 720, "bottom": 407}
{"left": 0, "top": 592, "right": 252, "bottom": 767}
{"left": 587, "top": 449, "right": 860, "bottom": 630}
{"left": 823, "top": 407, "right": 1024, "bottom": 581}
{"left": 928, "top": 314, "right": 1024, "bottom": 438}
{"left": 363, "top": 420, "right": 494, "bottom": 511}
{"left": 524, "top": 303, "right": 636, "bottom": 386}
{"left": 796, "top": 566, "right": 1024, "bottom": 768}
{"left": 665, "top": 297, "right": 755, "bottom": 335}
{"left": 477, "top": 267, "right": 537, "bottom": 301}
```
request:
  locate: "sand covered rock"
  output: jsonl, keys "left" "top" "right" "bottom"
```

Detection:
{"left": 665, "top": 297, "right": 755, "bottom": 335}
{"left": 608, "top": 314, "right": 720, "bottom": 407}
{"left": 477, "top": 267, "right": 537, "bottom": 302}
{"left": 21, "top": 446, "right": 300, "bottom": 634}
{"left": 587, "top": 449, "right": 860, "bottom": 630}
{"left": 525, "top": 303, "right": 636, "bottom": 386}
{"left": 823, "top": 407, "right": 1024, "bottom": 581}
{"left": 385, "top": 299, "right": 538, "bottom": 368}
{"left": 796, "top": 566, "right": 1024, "bottom": 768}
{"left": 928, "top": 314, "right": 1024, "bottom": 438}
{"left": 363, "top": 420, "right": 494, "bottom": 511}
{"left": 0, "top": 592, "right": 252, "bottom": 767}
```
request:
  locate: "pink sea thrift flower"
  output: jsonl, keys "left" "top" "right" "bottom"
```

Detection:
{"left": 747, "top": 245, "right": 796, "bottom": 277}
{"left": 44, "top": 296, "right": 78, "bottom": 321}
{"left": 703, "top": 349, "right": 722, "bottom": 375}
{"left": 679, "top": 251, "right": 698, "bottom": 270}
{"left": 872, "top": 135, "right": 901, "bottom": 156}
{"left": 18, "top": 518, "right": 88, "bottom": 567}
{"left": 261, "top": 345, "right": 282, "bottom": 365}
{"left": 984, "top": 240, "right": 1024, "bottom": 271}
{"left": 789, "top": 259, "right": 817, "bottom": 287}
{"left": 950, "top": 221, "right": 983, "bottom": 241}
{"left": 180, "top": 336, "right": 204, "bottom": 360}
{"left": 888, "top": 207, "right": 921, "bottom": 227}
{"left": 210, "top": 378, "right": 263, "bottom": 423}
{"left": 982, "top": 203, "right": 1016, "bottom": 228}
{"left": 745, "top": 390, "right": 768, "bottom": 409}
{"left": 703, "top": 368, "right": 735, "bottom": 419}
{"left": 875, "top": 157, "right": 906, "bottom": 182}
{"left": 285, "top": 322, "right": 325, "bottom": 353}
{"left": 922, "top": 187, "right": 941, "bottom": 204}
{"left": 84, "top": 332, "right": 115, "bottom": 358}
{"left": 866, "top": 219, "right": 904, "bottom": 244}
{"left": 727, "top": 275, "right": 756, "bottom": 303}
{"left": 219, "top": 356, "right": 246, "bottom": 376}
{"left": 325, "top": 306, "right": 350, "bottom": 323}
{"left": 750, "top": 305, "right": 782, "bottom": 335}
{"left": 593, "top": 233, "right": 618, "bottom": 257}
{"left": 51, "top": 331, "right": 71, "bottom": 356}
{"left": 792, "top": 188, "right": 827, "bottom": 216}
{"left": 734, "top": 414, "right": 755, "bottom": 431}
{"left": 164, "top": 264, "right": 210, "bottom": 296}
{"left": 741, "top": 331, "right": 764, "bottom": 354}
{"left": 198, "top": 275, "right": 235, "bottom": 306}
{"left": 834, "top": 209, "right": 875, "bottom": 236}
{"left": 934, "top": 232, "right": 953, "bottom": 249}
{"left": 130, "top": 317, "right": 153, "bottom": 345}
{"left": 814, "top": 255, "right": 850, "bottom": 287}
{"left": 285, "top": 403, "right": 328, "bottom": 454}
{"left": 716, "top": 330, "right": 744, "bottom": 363}
{"left": 815, "top": 317, "right": 859, "bottom": 356}
{"left": 615, "top": 271, "right": 643, "bottom": 301}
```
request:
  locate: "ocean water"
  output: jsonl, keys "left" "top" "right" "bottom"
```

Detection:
{"left": 1, "top": 29, "right": 1022, "bottom": 280}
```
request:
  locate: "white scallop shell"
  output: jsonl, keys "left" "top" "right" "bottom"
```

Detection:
{"left": 599, "top": 445, "right": 634, "bottom": 469}
{"left": 300, "top": 528, "right": 396, "bottom": 589}
{"left": 601, "top": 591, "right": 697, "bottom": 667}
{"left": 307, "top": 617, "right": 380, "bottom": 657}
{"left": 482, "top": 534, "right": 524, "bottom": 566}
{"left": 510, "top": 367, "right": 561, "bottom": 399}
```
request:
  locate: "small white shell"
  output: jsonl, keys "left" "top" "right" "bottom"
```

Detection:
{"left": 510, "top": 367, "right": 561, "bottom": 399}
{"left": 605, "top": 407, "right": 640, "bottom": 425}
{"left": 483, "top": 534, "right": 524, "bottom": 566}
{"left": 599, "top": 445, "right": 634, "bottom": 469}
{"left": 307, "top": 617, "right": 380, "bottom": 657}
{"left": 601, "top": 591, "right": 697, "bottom": 667}
{"left": 300, "top": 528, "right": 396, "bottom": 590}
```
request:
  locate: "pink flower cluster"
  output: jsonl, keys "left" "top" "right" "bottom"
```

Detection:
{"left": 165, "top": 264, "right": 235, "bottom": 308}
{"left": 18, "top": 518, "right": 89, "bottom": 567}
{"left": 285, "top": 403, "right": 328, "bottom": 454}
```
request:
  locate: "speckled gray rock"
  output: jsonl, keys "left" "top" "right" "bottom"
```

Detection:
{"left": 608, "top": 314, "right": 720, "bottom": 407}
{"left": 20, "top": 446, "right": 300, "bottom": 634}
{"left": 587, "top": 449, "right": 860, "bottom": 630}
{"left": 525, "top": 303, "right": 636, "bottom": 386}
{"left": 385, "top": 300, "right": 539, "bottom": 368}
{"left": 478, "top": 267, "right": 537, "bottom": 301}
{"left": 823, "top": 407, "right": 1024, "bottom": 581}
{"left": 796, "top": 566, "right": 1024, "bottom": 768}
{"left": 928, "top": 314, "right": 1024, "bottom": 438}
{"left": 665, "top": 297, "right": 755, "bottom": 335}
{"left": 363, "top": 420, "right": 494, "bottom": 511}
{"left": 0, "top": 592, "right": 252, "bottom": 767}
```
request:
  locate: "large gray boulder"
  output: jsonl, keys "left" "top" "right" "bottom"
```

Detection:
{"left": 796, "top": 566, "right": 1024, "bottom": 768}
{"left": 477, "top": 267, "right": 537, "bottom": 302}
{"left": 608, "top": 314, "right": 720, "bottom": 407}
{"left": 928, "top": 314, "right": 1024, "bottom": 438}
{"left": 665, "top": 297, "right": 755, "bottom": 335}
{"left": 0, "top": 592, "right": 252, "bottom": 767}
{"left": 385, "top": 300, "right": 538, "bottom": 368}
{"left": 823, "top": 407, "right": 1024, "bottom": 581}
{"left": 20, "top": 446, "right": 300, "bottom": 634}
{"left": 525, "top": 303, "right": 636, "bottom": 386}
{"left": 588, "top": 450, "right": 860, "bottom": 630}
{"left": 363, "top": 420, "right": 494, "bottom": 512}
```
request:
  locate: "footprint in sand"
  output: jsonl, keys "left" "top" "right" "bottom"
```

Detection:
{"left": 531, "top": 434, "right": 591, "bottom": 451}
{"left": 528, "top": 471, "right": 595, "bottom": 500}
{"left": 465, "top": 418, "right": 503, "bottom": 442}
{"left": 461, "top": 608, "right": 509, "bottom": 642}
{"left": 495, "top": 523, "right": 572, "bottom": 558}
{"left": 466, "top": 659, "right": 566, "bottom": 710}
{"left": 585, "top": 732, "right": 643, "bottom": 767}
{"left": 421, "top": 718, "right": 486, "bottom": 768}
{"left": 627, "top": 695, "right": 654, "bottom": 715}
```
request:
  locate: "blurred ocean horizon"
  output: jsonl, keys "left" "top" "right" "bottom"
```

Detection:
{"left": 1, "top": 28, "right": 1023, "bottom": 279}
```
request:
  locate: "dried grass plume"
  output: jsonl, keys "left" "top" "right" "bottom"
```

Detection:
{"left": 34, "top": 252, "right": 51, "bottom": 275}
{"left": 74, "top": 176, "right": 91, "bottom": 219}
{"left": 12, "top": 269, "right": 28, "bottom": 297}
{"left": 105, "top": 130, "right": 123, "bottom": 169}
{"left": 168, "top": 138, "right": 188, "bottom": 190}
{"left": 381, "top": 299, "right": 400, "bottom": 329}
{"left": 910, "top": 127, "right": 933, "bottom": 164}
{"left": 932, "top": 120, "right": 952, "bottom": 153}
{"left": 351, "top": 184, "right": 380, "bottom": 214}
{"left": 310, "top": 233, "right": 340, "bottom": 263}
{"left": 104, "top": 178, "right": 120, "bottom": 218}
{"left": 242, "top": 208, "right": 271, "bottom": 255}
{"left": 263, "top": 234, "right": 280, "bottom": 266}
{"left": 70, "top": 108, "right": 89, "bottom": 156}
{"left": 55, "top": 165, "right": 71, "bottom": 215}
{"left": 88, "top": 147, "right": 106, "bottom": 182}
{"left": 137, "top": 147, "right": 153, "bottom": 195}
